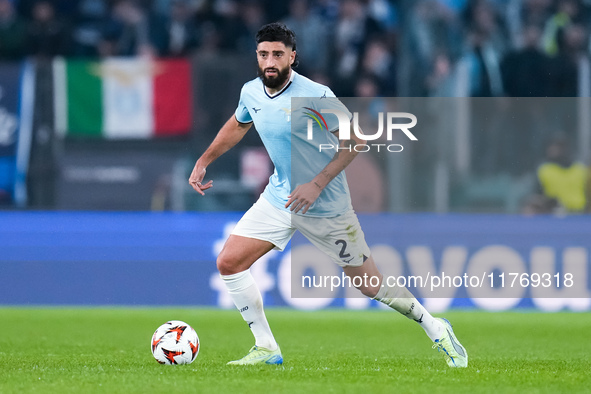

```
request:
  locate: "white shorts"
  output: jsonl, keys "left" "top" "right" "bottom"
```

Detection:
{"left": 231, "top": 196, "right": 371, "bottom": 267}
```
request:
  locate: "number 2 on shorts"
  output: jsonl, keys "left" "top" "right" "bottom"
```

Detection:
{"left": 335, "top": 239, "right": 351, "bottom": 258}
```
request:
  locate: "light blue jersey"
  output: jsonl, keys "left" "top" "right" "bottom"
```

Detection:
{"left": 235, "top": 70, "right": 352, "bottom": 217}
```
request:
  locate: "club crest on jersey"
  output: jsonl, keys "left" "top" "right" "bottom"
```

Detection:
{"left": 280, "top": 107, "right": 291, "bottom": 122}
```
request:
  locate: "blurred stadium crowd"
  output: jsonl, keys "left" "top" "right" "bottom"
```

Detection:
{"left": 2, "top": 0, "right": 591, "bottom": 97}
{"left": 1, "top": 0, "right": 397, "bottom": 97}
{"left": 1, "top": 0, "right": 591, "bottom": 213}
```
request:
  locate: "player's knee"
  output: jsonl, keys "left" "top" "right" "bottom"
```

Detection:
{"left": 216, "top": 252, "right": 240, "bottom": 275}
{"left": 359, "top": 285, "right": 379, "bottom": 298}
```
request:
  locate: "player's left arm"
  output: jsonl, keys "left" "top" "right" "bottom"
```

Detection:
{"left": 286, "top": 122, "right": 361, "bottom": 214}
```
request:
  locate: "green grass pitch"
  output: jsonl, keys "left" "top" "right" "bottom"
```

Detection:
{"left": 0, "top": 308, "right": 589, "bottom": 393}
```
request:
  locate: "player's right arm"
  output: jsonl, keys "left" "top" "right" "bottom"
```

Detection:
{"left": 188, "top": 115, "right": 252, "bottom": 195}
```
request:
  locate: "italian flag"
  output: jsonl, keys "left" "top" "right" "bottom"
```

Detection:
{"left": 53, "top": 58, "right": 192, "bottom": 138}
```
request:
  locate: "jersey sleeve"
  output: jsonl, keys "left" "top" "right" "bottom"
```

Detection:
{"left": 234, "top": 87, "right": 253, "bottom": 124}
{"left": 319, "top": 89, "right": 352, "bottom": 133}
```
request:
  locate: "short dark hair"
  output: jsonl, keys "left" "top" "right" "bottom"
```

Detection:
{"left": 256, "top": 22, "right": 299, "bottom": 67}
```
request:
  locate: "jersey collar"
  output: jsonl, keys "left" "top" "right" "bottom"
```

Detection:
{"left": 263, "top": 70, "right": 296, "bottom": 99}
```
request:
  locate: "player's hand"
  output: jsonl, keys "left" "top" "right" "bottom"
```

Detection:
{"left": 286, "top": 182, "right": 322, "bottom": 214}
{"left": 188, "top": 164, "right": 213, "bottom": 196}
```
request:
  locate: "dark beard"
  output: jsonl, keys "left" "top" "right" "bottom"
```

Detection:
{"left": 258, "top": 66, "right": 290, "bottom": 89}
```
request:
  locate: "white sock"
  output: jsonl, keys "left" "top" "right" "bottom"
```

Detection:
{"left": 373, "top": 283, "right": 445, "bottom": 342}
{"left": 221, "top": 270, "right": 278, "bottom": 350}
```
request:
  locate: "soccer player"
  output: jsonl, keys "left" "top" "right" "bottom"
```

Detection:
{"left": 189, "top": 23, "right": 468, "bottom": 367}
